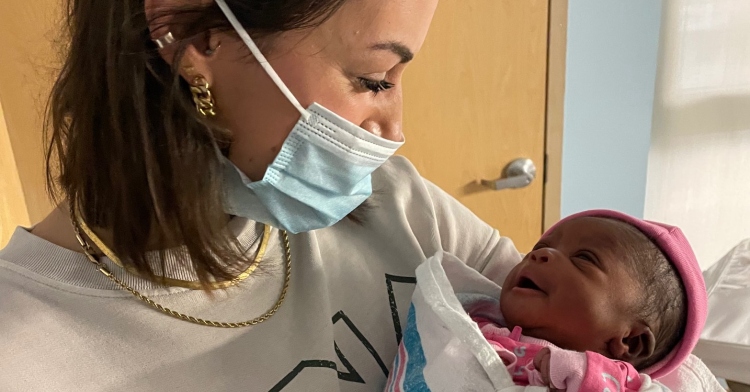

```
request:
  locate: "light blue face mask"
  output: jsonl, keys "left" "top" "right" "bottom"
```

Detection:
{"left": 215, "top": 0, "right": 404, "bottom": 234}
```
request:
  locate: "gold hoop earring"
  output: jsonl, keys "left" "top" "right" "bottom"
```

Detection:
{"left": 190, "top": 75, "right": 216, "bottom": 117}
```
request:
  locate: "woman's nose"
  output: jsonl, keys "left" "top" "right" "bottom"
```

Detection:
{"left": 359, "top": 89, "right": 404, "bottom": 142}
{"left": 360, "top": 118, "right": 403, "bottom": 142}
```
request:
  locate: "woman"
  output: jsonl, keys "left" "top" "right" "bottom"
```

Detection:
{"left": 0, "top": 0, "right": 521, "bottom": 390}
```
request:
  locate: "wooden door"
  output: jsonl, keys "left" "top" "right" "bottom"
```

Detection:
{"left": 0, "top": 1, "right": 60, "bottom": 245}
{"left": 401, "top": 0, "right": 551, "bottom": 251}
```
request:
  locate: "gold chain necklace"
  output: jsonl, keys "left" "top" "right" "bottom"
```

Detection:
{"left": 75, "top": 211, "right": 269, "bottom": 290}
{"left": 70, "top": 207, "right": 292, "bottom": 328}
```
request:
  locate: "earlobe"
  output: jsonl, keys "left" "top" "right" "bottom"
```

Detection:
{"left": 159, "top": 29, "right": 222, "bottom": 88}
{"left": 179, "top": 42, "right": 216, "bottom": 86}
{"left": 180, "top": 30, "right": 222, "bottom": 82}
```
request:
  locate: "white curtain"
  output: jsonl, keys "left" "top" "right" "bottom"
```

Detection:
{"left": 645, "top": 0, "right": 750, "bottom": 270}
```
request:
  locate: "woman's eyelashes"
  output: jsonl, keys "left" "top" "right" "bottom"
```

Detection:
{"left": 358, "top": 77, "right": 395, "bottom": 95}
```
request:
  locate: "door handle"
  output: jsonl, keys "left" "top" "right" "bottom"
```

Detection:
{"left": 481, "top": 158, "right": 537, "bottom": 190}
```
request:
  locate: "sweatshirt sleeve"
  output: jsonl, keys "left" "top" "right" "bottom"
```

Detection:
{"left": 421, "top": 175, "right": 523, "bottom": 284}
{"left": 545, "top": 349, "right": 672, "bottom": 392}
{"left": 376, "top": 156, "right": 522, "bottom": 283}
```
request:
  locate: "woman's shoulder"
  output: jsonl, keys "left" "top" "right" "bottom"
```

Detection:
{"left": 372, "top": 155, "right": 449, "bottom": 218}
{"left": 371, "top": 156, "right": 521, "bottom": 275}
{"left": 373, "top": 155, "right": 488, "bottom": 236}
{"left": 373, "top": 155, "right": 420, "bottom": 186}
{"left": 0, "top": 227, "right": 134, "bottom": 295}
{"left": 373, "top": 155, "right": 455, "bottom": 208}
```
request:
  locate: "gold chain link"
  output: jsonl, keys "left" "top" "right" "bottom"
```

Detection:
{"left": 70, "top": 207, "right": 291, "bottom": 328}
{"left": 190, "top": 76, "right": 217, "bottom": 117}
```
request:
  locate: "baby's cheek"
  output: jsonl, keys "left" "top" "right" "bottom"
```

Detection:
{"left": 584, "top": 298, "right": 623, "bottom": 339}
{"left": 562, "top": 296, "right": 612, "bottom": 337}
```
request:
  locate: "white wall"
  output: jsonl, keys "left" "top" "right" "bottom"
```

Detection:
{"left": 560, "top": 0, "right": 663, "bottom": 218}
{"left": 645, "top": 0, "right": 750, "bottom": 270}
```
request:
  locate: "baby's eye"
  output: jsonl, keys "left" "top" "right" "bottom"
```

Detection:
{"left": 575, "top": 252, "right": 596, "bottom": 263}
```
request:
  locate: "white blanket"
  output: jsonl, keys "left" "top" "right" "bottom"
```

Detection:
{"left": 694, "top": 239, "right": 750, "bottom": 384}
{"left": 385, "top": 252, "right": 724, "bottom": 392}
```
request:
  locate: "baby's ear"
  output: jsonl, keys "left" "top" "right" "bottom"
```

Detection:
{"left": 608, "top": 323, "right": 656, "bottom": 364}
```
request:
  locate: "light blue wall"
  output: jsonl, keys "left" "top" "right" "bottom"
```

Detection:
{"left": 560, "top": 0, "right": 662, "bottom": 218}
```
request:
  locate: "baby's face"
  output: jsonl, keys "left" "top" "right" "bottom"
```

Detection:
{"left": 500, "top": 217, "right": 641, "bottom": 358}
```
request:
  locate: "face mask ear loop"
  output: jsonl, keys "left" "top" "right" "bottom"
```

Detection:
{"left": 215, "top": 0, "right": 312, "bottom": 122}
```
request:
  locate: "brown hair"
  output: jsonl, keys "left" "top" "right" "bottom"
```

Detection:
{"left": 45, "top": 0, "right": 346, "bottom": 286}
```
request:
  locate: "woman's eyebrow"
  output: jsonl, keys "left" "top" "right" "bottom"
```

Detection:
{"left": 369, "top": 41, "right": 414, "bottom": 63}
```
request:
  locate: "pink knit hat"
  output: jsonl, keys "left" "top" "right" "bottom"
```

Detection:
{"left": 546, "top": 209, "right": 708, "bottom": 379}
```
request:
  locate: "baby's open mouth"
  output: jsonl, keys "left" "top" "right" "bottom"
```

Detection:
{"left": 517, "top": 276, "right": 545, "bottom": 293}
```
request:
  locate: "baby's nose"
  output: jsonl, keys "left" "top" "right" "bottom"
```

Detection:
{"left": 529, "top": 248, "right": 554, "bottom": 263}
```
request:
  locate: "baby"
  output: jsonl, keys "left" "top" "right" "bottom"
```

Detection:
{"left": 389, "top": 210, "right": 707, "bottom": 391}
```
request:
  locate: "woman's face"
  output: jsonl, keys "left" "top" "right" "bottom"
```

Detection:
{"left": 202, "top": 0, "right": 439, "bottom": 181}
